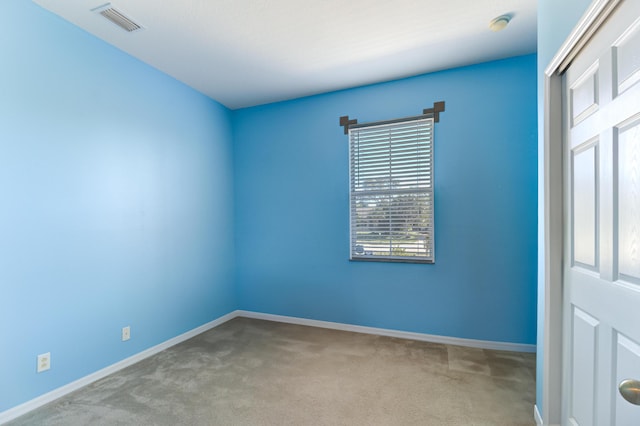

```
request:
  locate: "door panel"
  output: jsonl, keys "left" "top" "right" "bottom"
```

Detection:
{"left": 614, "top": 334, "right": 640, "bottom": 425}
{"left": 571, "top": 65, "right": 600, "bottom": 126}
{"left": 573, "top": 142, "right": 599, "bottom": 268}
{"left": 618, "top": 120, "right": 640, "bottom": 283}
{"left": 614, "top": 19, "right": 640, "bottom": 94}
{"left": 570, "top": 307, "right": 599, "bottom": 426}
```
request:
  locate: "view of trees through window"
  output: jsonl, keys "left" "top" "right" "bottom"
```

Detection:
{"left": 352, "top": 183, "right": 433, "bottom": 258}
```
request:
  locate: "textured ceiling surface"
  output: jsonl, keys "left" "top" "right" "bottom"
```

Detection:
{"left": 33, "top": 0, "right": 537, "bottom": 109}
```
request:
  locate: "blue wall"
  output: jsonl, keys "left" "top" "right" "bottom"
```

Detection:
{"left": 0, "top": 1, "right": 236, "bottom": 412}
{"left": 536, "top": 0, "right": 592, "bottom": 419}
{"left": 233, "top": 55, "right": 538, "bottom": 344}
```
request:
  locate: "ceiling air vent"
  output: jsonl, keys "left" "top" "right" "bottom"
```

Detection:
{"left": 92, "top": 3, "right": 142, "bottom": 32}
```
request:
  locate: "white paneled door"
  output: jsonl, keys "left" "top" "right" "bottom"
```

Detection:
{"left": 563, "top": 1, "right": 640, "bottom": 425}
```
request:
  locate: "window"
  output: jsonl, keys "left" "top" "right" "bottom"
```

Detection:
{"left": 349, "top": 116, "right": 434, "bottom": 263}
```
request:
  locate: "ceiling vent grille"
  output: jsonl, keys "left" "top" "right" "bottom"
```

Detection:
{"left": 93, "top": 3, "right": 142, "bottom": 32}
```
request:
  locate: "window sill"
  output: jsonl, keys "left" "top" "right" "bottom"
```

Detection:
{"left": 349, "top": 257, "right": 434, "bottom": 264}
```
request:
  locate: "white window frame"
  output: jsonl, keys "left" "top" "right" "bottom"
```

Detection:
{"left": 348, "top": 115, "right": 435, "bottom": 263}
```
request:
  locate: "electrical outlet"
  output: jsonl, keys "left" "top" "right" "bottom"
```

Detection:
{"left": 122, "top": 326, "right": 130, "bottom": 341}
{"left": 37, "top": 352, "right": 51, "bottom": 373}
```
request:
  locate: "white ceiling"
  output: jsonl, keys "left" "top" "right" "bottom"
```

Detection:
{"left": 33, "top": 0, "right": 537, "bottom": 109}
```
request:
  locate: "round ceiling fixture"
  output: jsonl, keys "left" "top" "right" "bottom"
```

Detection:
{"left": 489, "top": 15, "right": 511, "bottom": 32}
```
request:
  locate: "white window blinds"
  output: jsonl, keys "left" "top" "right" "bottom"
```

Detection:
{"left": 349, "top": 116, "right": 434, "bottom": 263}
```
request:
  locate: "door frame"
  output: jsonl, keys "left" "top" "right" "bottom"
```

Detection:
{"left": 540, "top": 0, "right": 621, "bottom": 424}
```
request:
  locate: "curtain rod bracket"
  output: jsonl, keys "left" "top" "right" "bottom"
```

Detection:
{"left": 423, "top": 101, "right": 445, "bottom": 122}
{"left": 339, "top": 116, "right": 358, "bottom": 134}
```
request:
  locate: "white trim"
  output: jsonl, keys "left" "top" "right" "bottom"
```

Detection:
{"left": 1, "top": 309, "right": 535, "bottom": 424}
{"left": 535, "top": 404, "right": 543, "bottom": 425}
{"left": 541, "top": 73, "right": 565, "bottom": 426}
{"left": 237, "top": 310, "right": 536, "bottom": 353}
{"left": 0, "top": 311, "right": 239, "bottom": 425}
{"left": 534, "top": 403, "right": 561, "bottom": 426}
{"left": 546, "top": 0, "right": 621, "bottom": 76}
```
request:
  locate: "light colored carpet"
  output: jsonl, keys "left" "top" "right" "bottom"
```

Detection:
{"left": 8, "top": 317, "right": 536, "bottom": 425}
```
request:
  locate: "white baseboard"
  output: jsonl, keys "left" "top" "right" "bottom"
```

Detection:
{"left": 535, "top": 404, "right": 543, "bottom": 425}
{"left": 533, "top": 404, "right": 561, "bottom": 426}
{"left": 0, "top": 311, "right": 238, "bottom": 425}
{"left": 237, "top": 310, "right": 536, "bottom": 353}
{"left": 1, "top": 309, "right": 536, "bottom": 424}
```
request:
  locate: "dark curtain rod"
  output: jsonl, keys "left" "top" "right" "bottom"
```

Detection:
{"left": 339, "top": 101, "right": 445, "bottom": 135}
{"left": 350, "top": 113, "right": 432, "bottom": 130}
